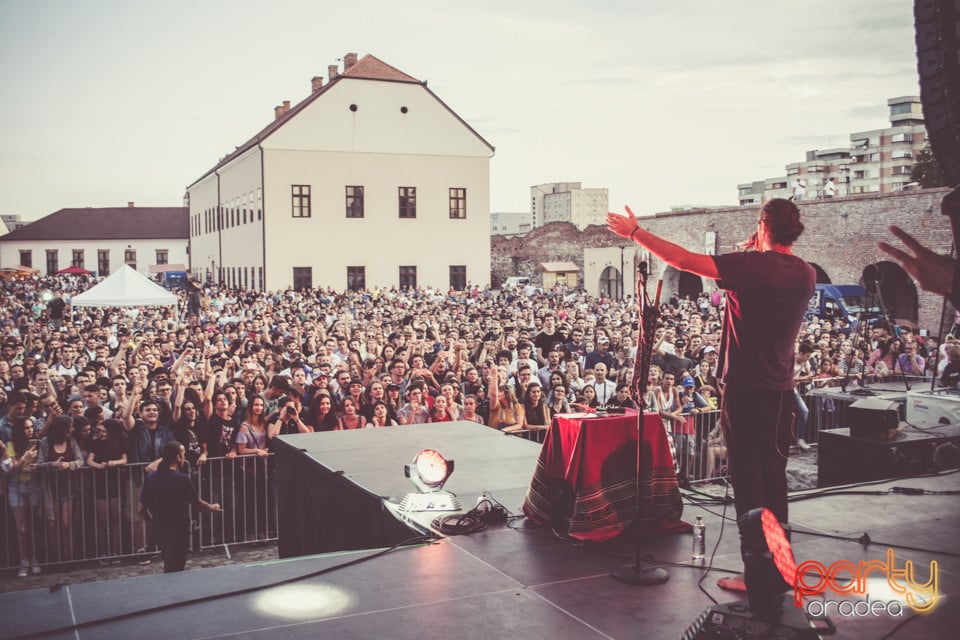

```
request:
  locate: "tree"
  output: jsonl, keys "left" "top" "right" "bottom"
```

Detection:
{"left": 910, "top": 145, "right": 944, "bottom": 188}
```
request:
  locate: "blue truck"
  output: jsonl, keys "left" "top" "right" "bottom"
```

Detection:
{"left": 158, "top": 270, "right": 189, "bottom": 290}
{"left": 807, "top": 284, "right": 880, "bottom": 323}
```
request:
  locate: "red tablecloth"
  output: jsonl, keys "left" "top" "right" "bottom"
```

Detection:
{"left": 522, "top": 410, "right": 684, "bottom": 542}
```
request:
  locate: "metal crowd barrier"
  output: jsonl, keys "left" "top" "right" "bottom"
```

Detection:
{"left": 0, "top": 455, "right": 278, "bottom": 572}
{"left": 503, "top": 411, "right": 730, "bottom": 484}
{"left": 506, "top": 426, "right": 549, "bottom": 444}
{"left": 674, "top": 410, "right": 727, "bottom": 484}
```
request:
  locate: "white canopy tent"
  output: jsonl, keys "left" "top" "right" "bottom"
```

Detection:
{"left": 70, "top": 265, "right": 178, "bottom": 308}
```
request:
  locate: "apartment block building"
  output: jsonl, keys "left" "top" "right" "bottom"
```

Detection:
{"left": 738, "top": 96, "right": 928, "bottom": 205}
{"left": 530, "top": 182, "right": 608, "bottom": 230}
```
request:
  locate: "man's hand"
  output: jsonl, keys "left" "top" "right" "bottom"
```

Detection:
{"left": 878, "top": 226, "right": 955, "bottom": 298}
{"left": 606, "top": 205, "right": 640, "bottom": 239}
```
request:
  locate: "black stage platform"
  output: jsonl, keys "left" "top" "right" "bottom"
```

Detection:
{"left": 4, "top": 422, "right": 958, "bottom": 640}
{"left": 271, "top": 422, "right": 541, "bottom": 556}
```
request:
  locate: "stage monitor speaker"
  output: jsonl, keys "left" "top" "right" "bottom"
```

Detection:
{"left": 846, "top": 397, "right": 901, "bottom": 438}
{"left": 818, "top": 425, "right": 960, "bottom": 487}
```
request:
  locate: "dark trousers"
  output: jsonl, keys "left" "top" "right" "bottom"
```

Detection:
{"left": 719, "top": 386, "right": 794, "bottom": 547}
{"left": 721, "top": 386, "right": 796, "bottom": 616}
{"left": 156, "top": 528, "right": 189, "bottom": 573}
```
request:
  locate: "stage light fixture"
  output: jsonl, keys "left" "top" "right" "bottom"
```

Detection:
{"left": 742, "top": 507, "right": 796, "bottom": 620}
{"left": 399, "top": 449, "right": 460, "bottom": 513}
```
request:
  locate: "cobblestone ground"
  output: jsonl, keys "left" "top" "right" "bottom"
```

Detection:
{"left": 687, "top": 446, "right": 819, "bottom": 497}
{"left": 1, "top": 542, "right": 279, "bottom": 593}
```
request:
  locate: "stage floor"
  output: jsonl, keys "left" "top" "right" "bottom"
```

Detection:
{"left": 4, "top": 424, "right": 958, "bottom": 640}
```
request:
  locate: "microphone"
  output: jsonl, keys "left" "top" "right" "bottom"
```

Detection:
{"left": 736, "top": 232, "right": 757, "bottom": 252}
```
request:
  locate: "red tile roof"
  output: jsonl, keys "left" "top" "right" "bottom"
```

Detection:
{"left": 0, "top": 207, "right": 189, "bottom": 242}
{"left": 188, "top": 53, "right": 493, "bottom": 189}
{"left": 341, "top": 55, "right": 420, "bottom": 83}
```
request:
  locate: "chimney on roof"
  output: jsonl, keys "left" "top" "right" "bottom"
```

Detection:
{"left": 274, "top": 101, "right": 291, "bottom": 121}
{"left": 311, "top": 75, "right": 324, "bottom": 92}
{"left": 344, "top": 52, "right": 358, "bottom": 70}
{"left": 127, "top": 202, "right": 135, "bottom": 208}
{"left": 328, "top": 63, "right": 339, "bottom": 81}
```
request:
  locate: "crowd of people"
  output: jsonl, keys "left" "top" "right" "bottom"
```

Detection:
{"left": 0, "top": 263, "right": 952, "bottom": 575}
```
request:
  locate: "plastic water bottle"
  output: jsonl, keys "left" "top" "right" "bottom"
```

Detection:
{"left": 692, "top": 516, "right": 706, "bottom": 560}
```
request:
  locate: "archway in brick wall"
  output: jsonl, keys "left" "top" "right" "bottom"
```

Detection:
{"left": 599, "top": 266, "right": 622, "bottom": 299}
{"left": 678, "top": 271, "right": 704, "bottom": 302}
{"left": 809, "top": 263, "right": 831, "bottom": 284}
{"left": 866, "top": 261, "right": 918, "bottom": 325}
{"left": 661, "top": 266, "right": 704, "bottom": 304}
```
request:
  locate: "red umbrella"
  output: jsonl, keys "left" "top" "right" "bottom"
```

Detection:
{"left": 57, "top": 265, "right": 93, "bottom": 275}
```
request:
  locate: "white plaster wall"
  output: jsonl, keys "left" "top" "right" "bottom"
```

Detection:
{"left": 0, "top": 239, "right": 188, "bottom": 277}
{"left": 262, "top": 148, "right": 489, "bottom": 291}
{"left": 189, "top": 148, "right": 266, "bottom": 286}
{"left": 266, "top": 79, "right": 492, "bottom": 158}
{"left": 583, "top": 245, "right": 641, "bottom": 299}
{"left": 187, "top": 77, "right": 493, "bottom": 292}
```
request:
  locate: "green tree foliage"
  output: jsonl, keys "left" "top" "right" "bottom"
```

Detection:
{"left": 910, "top": 145, "right": 944, "bottom": 188}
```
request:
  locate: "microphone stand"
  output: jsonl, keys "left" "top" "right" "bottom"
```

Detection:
{"left": 613, "top": 264, "right": 668, "bottom": 585}
{"left": 869, "top": 265, "right": 912, "bottom": 392}
{"left": 843, "top": 270, "right": 879, "bottom": 396}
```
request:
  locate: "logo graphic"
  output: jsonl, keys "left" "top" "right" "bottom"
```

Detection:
{"left": 794, "top": 548, "right": 938, "bottom": 616}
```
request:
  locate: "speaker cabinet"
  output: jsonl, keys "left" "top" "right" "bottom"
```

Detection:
{"left": 818, "top": 425, "right": 960, "bottom": 487}
{"left": 915, "top": 0, "right": 960, "bottom": 186}
{"left": 846, "top": 398, "right": 902, "bottom": 437}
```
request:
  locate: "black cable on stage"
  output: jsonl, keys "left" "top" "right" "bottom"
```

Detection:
{"left": 690, "top": 500, "right": 960, "bottom": 561}
{"left": 690, "top": 487, "right": 960, "bottom": 558}
{"left": 784, "top": 467, "right": 960, "bottom": 502}
{"left": 788, "top": 484, "right": 960, "bottom": 503}
{"left": 432, "top": 497, "right": 509, "bottom": 535}
{"left": 681, "top": 489, "right": 734, "bottom": 507}
{"left": 17, "top": 534, "right": 437, "bottom": 640}
{"left": 787, "top": 525, "right": 960, "bottom": 559}
{"left": 902, "top": 419, "right": 944, "bottom": 434}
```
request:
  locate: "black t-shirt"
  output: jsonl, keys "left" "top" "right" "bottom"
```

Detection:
{"left": 172, "top": 422, "right": 202, "bottom": 466}
{"left": 533, "top": 330, "right": 558, "bottom": 357}
{"left": 140, "top": 469, "right": 197, "bottom": 533}
{"left": 89, "top": 438, "right": 124, "bottom": 464}
{"left": 653, "top": 352, "right": 695, "bottom": 378}
{"left": 713, "top": 251, "right": 815, "bottom": 390}
{"left": 358, "top": 402, "right": 398, "bottom": 425}
{"left": 202, "top": 413, "right": 237, "bottom": 457}
{"left": 47, "top": 297, "right": 65, "bottom": 319}
{"left": 266, "top": 410, "right": 299, "bottom": 436}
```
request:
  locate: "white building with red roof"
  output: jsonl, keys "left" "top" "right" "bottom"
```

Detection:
{"left": 187, "top": 52, "right": 494, "bottom": 292}
{"left": 0, "top": 203, "right": 188, "bottom": 277}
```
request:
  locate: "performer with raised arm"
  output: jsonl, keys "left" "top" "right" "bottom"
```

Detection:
{"left": 607, "top": 199, "right": 815, "bottom": 600}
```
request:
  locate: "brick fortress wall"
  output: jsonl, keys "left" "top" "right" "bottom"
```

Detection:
{"left": 491, "top": 188, "right": 955, "bottom": 332}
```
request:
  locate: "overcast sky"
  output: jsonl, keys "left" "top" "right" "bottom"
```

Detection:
{"left": 0, "top": 0, "right": 919, "bottom": 221}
